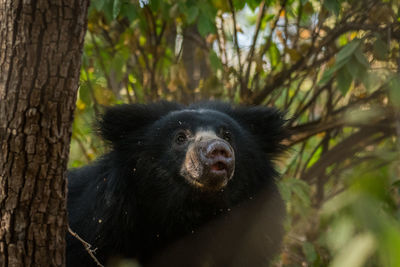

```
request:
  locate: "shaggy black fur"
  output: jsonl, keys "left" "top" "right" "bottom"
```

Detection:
{"left": 66, "top": 101, "right": 286, "bottom": 267}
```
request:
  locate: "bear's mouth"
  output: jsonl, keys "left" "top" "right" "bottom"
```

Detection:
{"left": 210, "top": 161, "right": 228, "bottom": 175}
{"left": 211, "top": 161, "right": 227, "bottom": 171}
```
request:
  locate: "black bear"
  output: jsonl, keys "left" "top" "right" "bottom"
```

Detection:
{"left": 67, "top": 101, "right": 286, "bottom": 267}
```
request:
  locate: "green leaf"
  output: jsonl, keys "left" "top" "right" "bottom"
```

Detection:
{"left": 337, "top": 66, "right": 353, "bottom": 95}
{"left": 113, "top": 0, "right": 121, "bottom": 19}
{"left": 81, "top": 51, "right": 89, "bottom": 69}
{"left": 233, "top": 0, "right": 246, "bottom": 10}
{"left": 92, "top": 0, "right": 106, "bottom": 11}
{"left": 303, "top": 242, "right": 318, "bottom": 263}
{"left": 336, "top": 39, "right": 360, "bottom": 63}
{"left": 197, "top": 12, "right": 216, "bottom": 36}
{"left": 319, "top": 59, "right": 347, "bottom": 85}
{"left": 283, "top": 178, "right": 311, "bottom": 206}
{"left": 268, "top": 42, "right": 280, "bottom": 66}
{"left": 345, "top": 57, "right": 366, "bottom": 80}
{"left": 319, "top": 41, "right": 361, "bottom": 86}
{"left": 389, "top": 76, "right": 400, "bottom": 108}
{"left": 186, "top": 6, "right": 199, "bottom": 24}
{"left": 79, "top": 83, "right": 91, "bottom": 106}
{"left": 209, "top": 50, "right": 223, "bottom": 71}
{"left": 120, "top": 3, "right": 138, "bottom": 22}
{"left": 292, "top": 184, "right": 311, "bottom": 206}
{"left": 354, "top": 49, "right": 369, "bottom": 68}
{"left": 323, "top": 0, "right": 341, "bottom": 16}
{"left": 278, "top": 181, "right": 292, "bottom": 202}
{"left": 247, "top": 0, "right": 263, "bottom": 10}
{"left": 102, "top": 0, "right": 114, "bottom": 22}
{"left": 373, "top": 37, "right": 389, "bottom": 60}
{"left": 307, "top": 146, "right": 322, "bottom": 168}
{"left": 319, "top": 67, "right": 336, "bottom": 86}
{"left": 362, "top": 71, "right": 382, "bottom": 92}
{"left": 150, "top": 0, "right": 161, "bottom": 11}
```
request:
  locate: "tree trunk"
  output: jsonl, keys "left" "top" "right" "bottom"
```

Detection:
{"left": 0, "top": 1, "right": 89, "bottom": 266}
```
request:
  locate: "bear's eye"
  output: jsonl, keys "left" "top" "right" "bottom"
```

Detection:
{"left": 175, "top": 131, "right": 188, "bottom": 145}
{"left": 221, "top": 130, "right": 232, "bottom": 142}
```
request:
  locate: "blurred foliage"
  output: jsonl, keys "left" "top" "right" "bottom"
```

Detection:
{"left": 69, "top": 0, "right": 400, "bottom": 266}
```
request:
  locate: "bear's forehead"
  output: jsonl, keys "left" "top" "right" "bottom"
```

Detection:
{"left": 156, "top": 108, "right": 237, "bottom": 130}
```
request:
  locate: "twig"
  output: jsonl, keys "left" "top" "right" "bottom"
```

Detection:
{"left": 68, "top": 226, "right": 104, "bottom": 267}
{"left": 73, "top": 134, "right": 91, "bottom": 163}
{"left": 82, "top": 67, "right": 100, "bottom": 117}
{"left": 244, "top": 1, "right": 266, "bottom": 86}
{"left": 89, "top": 31, "right": 115, "bottom": 94}
{"left": 228, "top": 0, "right": 246, "bottom": 98}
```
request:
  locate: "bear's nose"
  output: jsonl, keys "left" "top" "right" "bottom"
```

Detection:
{"left": 204, "top": 141, "right": 233, "bottom": 159}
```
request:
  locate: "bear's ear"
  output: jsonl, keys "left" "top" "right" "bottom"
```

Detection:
{"left": 98, "top": 101, "right": 182, "bottom": 144}
{"left": 229, "top": 106, "right": 288, "bottom": 155}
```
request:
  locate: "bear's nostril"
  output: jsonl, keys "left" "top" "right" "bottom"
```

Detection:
{"left": 212, "top": 148, "right": 229, "bottom": 158}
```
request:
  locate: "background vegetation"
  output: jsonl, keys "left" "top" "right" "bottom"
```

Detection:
{"left": 69, "top": 0, "right": 400, "bottom": 266}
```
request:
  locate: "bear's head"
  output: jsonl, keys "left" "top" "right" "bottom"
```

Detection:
{"left": 99, "top": 101, "right": 286, "bottom": 195}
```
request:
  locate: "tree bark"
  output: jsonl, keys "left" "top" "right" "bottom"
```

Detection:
{"left": 0, "top": 1, "right": 89, "bottom": 266}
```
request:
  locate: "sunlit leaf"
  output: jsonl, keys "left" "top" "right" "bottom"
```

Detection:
{"left": 79, "top": 83, "right": 91, "bottom": 106}
{"left": 268, "top": 42, "right": 280, "bottom": 66}
{"left": 209, "top": 50, "right": 223, "bottom": 71}
{"left": 113, "top": 0, "right": 121, "bottom": 19}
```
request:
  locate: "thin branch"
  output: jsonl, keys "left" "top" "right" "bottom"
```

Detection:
{"left": 259, "top": 0, "right": 288, "bottom": 58}
{"left": 68, "top": 226, "right": 104, "bottom": 267}
{"left": 302, "top": 126, "right": 392, "bottom": 183}
{"left": 228, "top": 0, "right": 246, "bottom": 98}
{"left": 228, "top": 0, "right": 242, "bottom": 71}
{"left": 73, "top": 134, "right": 92, "bottom": 163}
{"left": 82, "top": 67, "right": 100, "bottom": 117}
{"left": 244, "top": 1, "right": 266, "bottom": 86}
{"left": 89, "top": 32, "right": 115, "bottom": 93}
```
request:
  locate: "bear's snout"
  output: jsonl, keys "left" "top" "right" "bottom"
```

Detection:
{"left": 181, "top": 134, "right": 235, "bottom": 191}
{"left": 199, "top": 140, "right": 235, "bottom": 179}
